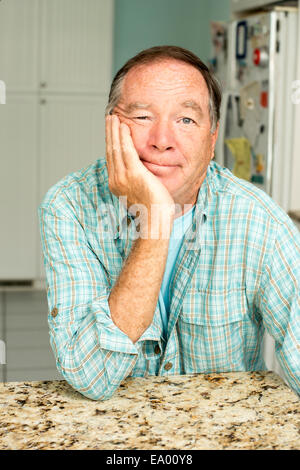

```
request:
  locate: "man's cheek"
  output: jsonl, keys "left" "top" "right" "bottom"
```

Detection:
{"left": 131, "top": 138, "right": 144, "bottom": 157}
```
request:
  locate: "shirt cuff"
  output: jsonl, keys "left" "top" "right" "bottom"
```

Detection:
{"left": 93, "top": 294, "right": 162, "bottom": 355}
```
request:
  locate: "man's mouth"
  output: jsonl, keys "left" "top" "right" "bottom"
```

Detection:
{"left": 140, "top": 158, "right": 177, "bottom": 168}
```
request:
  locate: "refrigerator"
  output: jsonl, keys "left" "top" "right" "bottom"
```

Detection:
{"left": 210, "top": 6, "right": 298, "bottom": 213}
{"left": 209, "top": 6, "right": 299, "bottom": 382}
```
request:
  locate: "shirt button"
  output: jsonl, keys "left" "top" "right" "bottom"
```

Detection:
{"left": 154, "top": 345, "right": 160, "bottom": 355}
{"left": 164, "top": 362, "right": 172, "bottom": 371}
{"left": 51, "top": 307, "right": 58, "bottom": 318}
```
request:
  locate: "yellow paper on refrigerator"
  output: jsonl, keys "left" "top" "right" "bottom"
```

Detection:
{"left": 225, "top": 137, "right": 251, "bottom": 181}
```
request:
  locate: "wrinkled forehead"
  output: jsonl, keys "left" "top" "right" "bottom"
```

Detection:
{"left": 120, "top": 58, "right": 210, "bottom": 106}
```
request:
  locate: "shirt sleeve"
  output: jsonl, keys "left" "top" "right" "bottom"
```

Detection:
{"left": 257, "top": 216, "right": 300, "bottom": 396}
{"left": 38, "top": 200, "right": 144, "bottom": 401}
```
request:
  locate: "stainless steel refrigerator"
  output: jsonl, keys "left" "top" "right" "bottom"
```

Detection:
{"left": 211, "top": 6, "right": 298, "bottom": 213}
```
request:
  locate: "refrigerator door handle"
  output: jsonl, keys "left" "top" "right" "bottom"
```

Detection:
{"left": 215, "top": 90, "right": 240, "bottom": 167}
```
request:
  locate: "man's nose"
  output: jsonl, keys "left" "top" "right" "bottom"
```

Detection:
{"left": 148, "top": 119, "right": 175, "bottom": 152}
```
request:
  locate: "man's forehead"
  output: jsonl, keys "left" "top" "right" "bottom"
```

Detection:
{"left": 120, "top": 59, "right": 209, "bottom": 106}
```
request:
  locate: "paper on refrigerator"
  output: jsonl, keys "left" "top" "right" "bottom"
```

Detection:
{"left": 225, "top": 137, "right": 252, "bottom": 181}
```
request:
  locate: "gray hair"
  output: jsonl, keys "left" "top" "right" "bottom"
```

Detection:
{"left": 105, "top": 45, "right": 222, "bottom": 133}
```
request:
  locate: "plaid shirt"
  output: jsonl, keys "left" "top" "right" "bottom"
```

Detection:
{"left": 38, "top": 158, "right": 300, "bottom": 400}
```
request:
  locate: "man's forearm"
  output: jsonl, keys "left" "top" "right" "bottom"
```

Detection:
{"left": 108, "top": 235, "right": 170, "bottom": 343}
{"left": 106, "top": 114, "right": 175, "bottom": 343}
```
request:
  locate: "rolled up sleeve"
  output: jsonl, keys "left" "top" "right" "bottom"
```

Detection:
{"left": 38, "top": 202, "right": 141, "bottom": 401}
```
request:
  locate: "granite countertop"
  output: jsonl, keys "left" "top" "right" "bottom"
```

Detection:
{"left": 0, "top": 371, "right": 299, "bottom": 450}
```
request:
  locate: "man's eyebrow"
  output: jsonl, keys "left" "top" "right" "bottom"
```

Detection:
{"left": 123, "top": 102, "right": 151, "bottom": 113}
{"left": 179, "top": 100, "right": 204, "bottom": 117}
{"left": 123, "top": 100, "right": 204, "bottom": 116}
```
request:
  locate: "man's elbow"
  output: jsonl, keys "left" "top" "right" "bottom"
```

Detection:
{"left": 55, "top": 356, "right": 116, "bottom": 401}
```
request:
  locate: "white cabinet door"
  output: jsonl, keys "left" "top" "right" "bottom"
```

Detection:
{"left": 39, "top": 94, "right": 107, "bottom": 201}
{"left": 5, "top": 291, "right": 62, "bottom": 381}
{"left": 0, "top": 293, "right": 4, "bottom": 381}
{"left": 0, "top": 1, "right": 113, "bottom": 281}
{"left": 0, "top": 0, "right": 39, "bottom": 92}
{"left": 0, "top": 95, "right": 38, "bottom": 280}
{"left": 0, "top": 292, "right": 4, "bottom": 346}
{"left": 40, "top": 0, "right": 114, "bottom": 93}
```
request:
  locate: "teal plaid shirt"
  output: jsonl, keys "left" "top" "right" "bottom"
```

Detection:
{"left": 38, "top": 158, "right": 300, "bottom": 400}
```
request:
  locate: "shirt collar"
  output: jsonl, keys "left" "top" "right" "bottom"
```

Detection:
{"left": 193, "top": 160, "right": 216, "bottom": 221}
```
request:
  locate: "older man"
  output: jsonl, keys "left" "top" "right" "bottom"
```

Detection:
{"left": 39, "top": 46, "right": 300, "bottom": 400}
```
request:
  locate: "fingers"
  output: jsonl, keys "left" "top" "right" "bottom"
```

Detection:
{"left": 106, "top": 114, "right": 128, "bottom": 192}
{"left": 106, "top": 114, "right": 143, "bottom": 199}
{"left": 111, "top": 115, "right": 126, "bottom": 173}
{"left": 119, "top": 121, "right": 141, "bottom": 170}
{"left": 107, "top": 114, "right": 140, "bottom": 169}
{"left": 105, "top": 114, "right": 113, "bottom": 177}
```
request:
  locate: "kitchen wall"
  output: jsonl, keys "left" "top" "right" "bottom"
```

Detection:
{"left": 113, "top": 0, "right": 230, "bottom": 75}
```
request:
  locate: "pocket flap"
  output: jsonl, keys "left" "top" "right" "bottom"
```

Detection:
{"left": 181, "top": 286, "right": 248, "bottom": 326}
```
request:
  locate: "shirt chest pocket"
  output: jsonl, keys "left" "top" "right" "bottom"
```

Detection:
{"left": 178, "top": 286, "right": 250, "bottom": 373}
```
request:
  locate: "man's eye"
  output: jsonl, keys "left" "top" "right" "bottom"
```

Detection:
{"left": 181, "top": 117, "right": 195, "bottom": 125}
{"left": 135, "top": 116, "right": 150, "bottom": 120}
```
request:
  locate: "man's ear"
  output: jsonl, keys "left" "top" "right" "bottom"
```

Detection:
{"left": 210, "top": 121, "right": 220, "bottom": 160}
{"left": 212, "top": 121, "right": 220, "bottom": 140}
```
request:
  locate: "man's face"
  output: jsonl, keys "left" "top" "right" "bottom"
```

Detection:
{"left": 113, "top": 59, "right": 219, "bottom": 206}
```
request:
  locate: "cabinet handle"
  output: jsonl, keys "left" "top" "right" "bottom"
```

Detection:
{"left": 40, "top": 82, "right": 47, "bottom": 88}
{"left": 40, "top": 99, "right": 47, "bottom": 105}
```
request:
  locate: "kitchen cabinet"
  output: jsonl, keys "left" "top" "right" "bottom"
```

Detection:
{"left": 0, "top": 294, "right": 4, "bottom": 382}
{"left": 0, "top": 0, "right": 114, "bottom": 281}
{"left": 39, "top": 94, "right": 107, "bottom": 204}
{"left": 40, "top": 0, "right": 113, "bottom": 94}
{"left": 0, "top": 0, "right": 39, "bottom": 92}
{"left": 0, "top": 95, "right": 38, "bottom": 279}
{"left": 230, "top": 0, "right": 283, "bottom": 14}
{"left": 3, "top": 290, "right": 62, "bottom": 382}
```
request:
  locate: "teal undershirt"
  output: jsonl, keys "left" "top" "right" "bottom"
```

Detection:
{"left": 158, "top": 205, "right": 195, "bottom": 340}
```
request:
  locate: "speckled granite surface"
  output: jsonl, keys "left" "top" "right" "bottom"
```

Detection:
{"left": 0, "top": 371, "right": 299, "bottom": 450}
